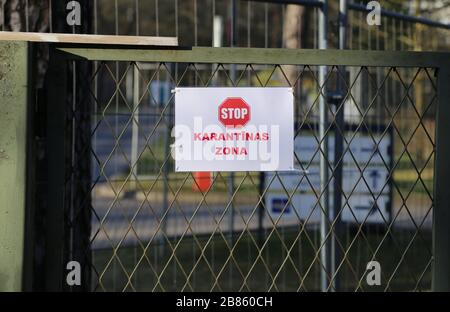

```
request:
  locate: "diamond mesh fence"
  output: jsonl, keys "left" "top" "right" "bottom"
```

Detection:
{"left": 65, "top": 57, "right": 436, "bottom": 292}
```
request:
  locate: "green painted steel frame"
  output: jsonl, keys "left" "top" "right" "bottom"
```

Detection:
{"left": 57, "top": 46, "right": 450, "bottom": 68}
{"left": 57, "top": 45, "right": 450, "bottom": 291}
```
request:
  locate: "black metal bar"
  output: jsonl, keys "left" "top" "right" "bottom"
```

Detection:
{"left": 433, "top": 64, "right": 450, "bottom": 291}
{"left": 232, "top": 0, "right": 237, "bottom": 47}
{"left": 22, "top": 42, "right": 37, "bottom": 292}
{"left": 69, "top": 59, "right": 93, "bottom": 293}
{"left": 330, "top": 92, "right": 344, "bottom": 292}
{"left": 229, "top": 0, "right": 237, "bottom": 244}
{"left": 44, "top": 47, "right": 68, "bottom": 291}
{"left": 241, "top": 0, "right": 323, "bottom": 8}
{"left": 327, "top": 0, "right": 347, "bottom": 292}
{"left": 258, "top": 171, "right": 266, "bottom": 246}
{"left": 39, "top": 0, "right": 93, "bottom": 292}
{"left": 387, "top": 126, "right": 394, "bottom": 226}
{"left": 348, "top": 2, "right": 450, "bottom": 30}
{"left": 67, "top": 0, "right": 94, "bottom": 292}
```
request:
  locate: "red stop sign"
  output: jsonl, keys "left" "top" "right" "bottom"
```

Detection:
{"left": 218, "top": 97, "right": 251, "bottom": 128}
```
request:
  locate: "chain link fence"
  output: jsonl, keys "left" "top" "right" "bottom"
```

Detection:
{"left": 54, "top": 47, "right": 439, "bottom": 291}
{"left": 2, "top": 0, "right": 447, "bottom": 292}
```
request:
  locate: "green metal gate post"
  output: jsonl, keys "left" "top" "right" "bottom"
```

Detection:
{"left": 0, "top": 41, "right": 30, "bottom": 291}
{"left": 433, "top": 63, "right": 450, "bottom": 292}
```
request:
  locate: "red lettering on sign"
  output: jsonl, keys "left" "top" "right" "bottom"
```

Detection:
{"left": 215, "top": 147, "right": 248, "bottom": 155}
{"left": 193, "top": 132, "right": 269, "bottom": 141}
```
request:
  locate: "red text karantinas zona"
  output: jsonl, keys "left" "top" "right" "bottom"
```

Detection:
{"left": 194, "top": 131, "right": 270, "bottom": 141}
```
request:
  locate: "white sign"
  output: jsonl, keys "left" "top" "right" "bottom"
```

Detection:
{"left": 265, "top": 132, "right": 392, "bottom": 225}
{"left": 173, "top": 87, "right": 294, "bottom": 172}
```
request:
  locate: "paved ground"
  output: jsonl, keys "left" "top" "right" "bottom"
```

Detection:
{"left": 90, "top": 193, "right": 432, "bottom": 249}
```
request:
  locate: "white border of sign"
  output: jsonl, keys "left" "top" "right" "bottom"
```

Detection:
{"left": 173, "top": 87, "right": 294, "bottom": 172}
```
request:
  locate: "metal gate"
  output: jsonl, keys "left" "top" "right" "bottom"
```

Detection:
{"left": 37, "top": 46, "right": 450, "bottom": 291}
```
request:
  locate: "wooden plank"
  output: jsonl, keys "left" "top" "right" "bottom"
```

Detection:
{"left": 0, "top": 31, "right": 178, "bottom": 46}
